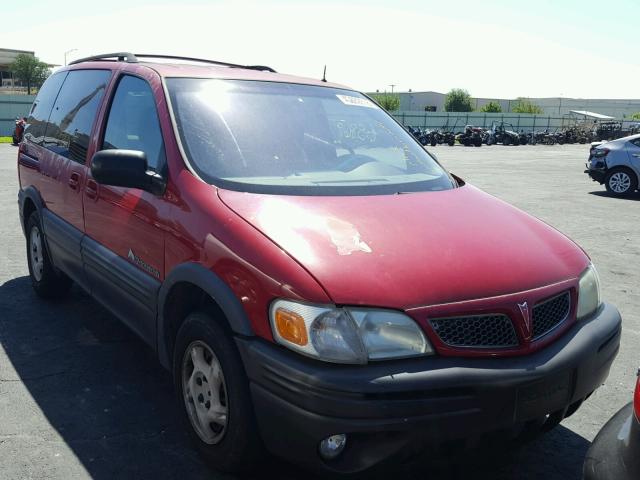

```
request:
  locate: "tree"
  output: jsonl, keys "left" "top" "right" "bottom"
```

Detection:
{"left": 631, "top": 112, "right": 640, "bottom": 120}
{"left": 9, "top": 54, "right": 50, "bottom": 95}
{"left": 511, "top": 97, "right": 543, "bottom": 114}
{"left": 444, "top": 88, "right": 474, "bottom": 112}
{"left": 370, "top": 93, "right": 400, "bottom": 112}
{"left": 480, "top": 101, "right": 502, "bottom": 113}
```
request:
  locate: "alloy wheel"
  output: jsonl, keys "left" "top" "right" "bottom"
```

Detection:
{"left": 609, "top": 172, "right": 631, "bottom": 193}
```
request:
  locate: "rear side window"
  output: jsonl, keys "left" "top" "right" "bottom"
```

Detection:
{"left": 24, "top": 72, "right": 67, "bottom": 145}
{"left": 44, "top": 69, "right": 111, "bottom": 163}
{"left": 101, "top": 75, "right": 165, "bottom": 172}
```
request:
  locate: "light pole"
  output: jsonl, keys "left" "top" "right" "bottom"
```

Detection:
{"left": 558, "top": 93, "right": 563, "bottom": 116}
{"left": 389, "top": 84, "right": 396, "bottom": 93}
{"left": 64, "top": 49, "right": 78, "bottom": 66}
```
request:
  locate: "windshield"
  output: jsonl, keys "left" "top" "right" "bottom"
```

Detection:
{"left": 166, "top": 78, "right": 455, "bottom": 195}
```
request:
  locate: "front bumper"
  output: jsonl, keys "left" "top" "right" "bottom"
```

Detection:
{"left": 584, "top": 403, "right": 640, "bottom": 480}
{"left": 237, "top": 303, "right": 622, "bottom": 474}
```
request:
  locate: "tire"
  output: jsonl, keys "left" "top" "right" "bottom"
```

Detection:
{"left": 604, "top": 168, "right": 638, "bottom": 196}
{"left": 173, "top": 311, "right": 264, "bottom": 474}
{"left": 512, "top": 137, "right": 520, "bottom": 146}
{"left": 25, "top": 211, "right": 72, "bottom": 299}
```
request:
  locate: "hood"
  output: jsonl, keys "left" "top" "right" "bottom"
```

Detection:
{"left": 218, "top": 184, "right": 589, "bottom": 309}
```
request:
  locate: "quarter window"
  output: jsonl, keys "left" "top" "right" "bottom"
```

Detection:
{"left": 44, "top": 69, "right": 111, "bottom": 163}
{"left": 102, "top": 75, "right": 165, "bottom": 172}
{"left": 24, "top": 72, "right": 67, "bottom": 145}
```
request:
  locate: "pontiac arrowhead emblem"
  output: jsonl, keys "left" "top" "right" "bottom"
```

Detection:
{"left": 518, "top": 301, "right": 532, "bottom": 339}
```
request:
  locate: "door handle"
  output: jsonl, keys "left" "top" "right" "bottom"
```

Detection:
{"left": 68, "top": 172, "right": 80, "bottom": 190}
{"left": 632, "top": 153, "right": 640, "bottom": 158}
{"left": 85, "top": 179, "right": 99, "bottom": 200}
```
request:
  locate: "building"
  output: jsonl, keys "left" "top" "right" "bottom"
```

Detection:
{"left": 384, "top": 90, "right": 640, "bottom": 119}
{"left": 0, "top": 48, "right": 36, "bottom": 88}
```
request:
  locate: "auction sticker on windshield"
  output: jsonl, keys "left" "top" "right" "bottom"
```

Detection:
{"left": 336, "top": 94, "right": 376, "bottom": 108}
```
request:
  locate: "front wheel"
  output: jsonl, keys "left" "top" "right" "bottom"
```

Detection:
{"left": 174, "top": 312, "right": 264, "bottom": 473}
{"left": 605, "top": 168, "right": 638, "bottom": 196}
{"left": 26, "top": 212, "right": 72, "bottom": 299}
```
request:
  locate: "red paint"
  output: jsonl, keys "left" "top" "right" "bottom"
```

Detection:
{"left": 18, "top": 60, "right": 591, "bottom": 354}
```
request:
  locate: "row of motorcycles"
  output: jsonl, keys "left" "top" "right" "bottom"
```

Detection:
{"left": 407, "top": 121, "right": 625, "bottom": 147}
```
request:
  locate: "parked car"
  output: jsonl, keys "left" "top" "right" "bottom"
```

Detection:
{"left": 585, "top": 134, "right": 640, "bottom": 196}
{"left": 583, "top": 370, "right": 640, "bottom": 480}
{"left": 18, "top": 52, "right": 622, "bottom": 476}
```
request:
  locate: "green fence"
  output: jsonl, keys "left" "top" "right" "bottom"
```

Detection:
{"left": 391, "top": 111, "right": 631, "bottom": 133}
{"left": 0, "top": 94, "right": 35, "bottom": 136}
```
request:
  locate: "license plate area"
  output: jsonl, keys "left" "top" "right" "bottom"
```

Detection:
{"left": 516, "top": 370, "right": 573, "bottom": 420}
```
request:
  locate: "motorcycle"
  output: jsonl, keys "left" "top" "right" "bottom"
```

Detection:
{"left": 12, "top": 117, "right": 26, "bottom": 145}
{"left": 456, "top": 125, "right": 482, "bottom": 147}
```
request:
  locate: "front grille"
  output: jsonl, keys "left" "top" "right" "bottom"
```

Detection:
{"left": 532, "top": 291, "right": 571, "bottom": 339}
{"left": 430, "top": 314, "right": 518, "bottom": 348}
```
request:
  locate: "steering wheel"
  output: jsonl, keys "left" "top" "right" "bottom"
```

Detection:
{"left": 336, "top": 153, "right": 378, "bottom": 172}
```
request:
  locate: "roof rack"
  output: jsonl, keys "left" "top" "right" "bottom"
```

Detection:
{"left": 68, "top": 52, "right": 139, "bottom": 65}
{"left": 68, "top": 52, "right": 277, "bottom": 73}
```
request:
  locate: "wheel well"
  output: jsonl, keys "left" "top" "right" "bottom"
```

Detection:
{"left": 163, "top": 282, "right": 228, "bottom": 365}
{"left": 608, "top": 166, "right": 638, "bottom": 178}
{"left": 23, "top": 198, "right": 36, "bottom": 230}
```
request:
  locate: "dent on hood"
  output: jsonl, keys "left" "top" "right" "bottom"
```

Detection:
{"left": 258, "top": 199, "right": 372, "bottom": 257}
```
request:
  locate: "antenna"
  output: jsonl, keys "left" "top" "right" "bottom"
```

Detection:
{"left": 321, "top": 65, "right": 327, "bottom": 83}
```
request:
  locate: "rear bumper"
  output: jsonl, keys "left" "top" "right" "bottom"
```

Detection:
{"left": 237, "top": 303, "right": 621, "bottom": 474}
{"left": 583, "top": 403, "right": 640, "bottom": 480}
{"left": 585, "top": 162, "right": 607, "bottom": 183}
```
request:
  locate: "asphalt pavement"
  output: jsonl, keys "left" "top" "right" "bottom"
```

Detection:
{"left": 0, "top": 143, "right": 637, "bottom": 479}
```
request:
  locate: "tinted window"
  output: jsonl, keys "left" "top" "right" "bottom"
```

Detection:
{"left": 630, "top": 138, "right": 640, "bottom": 148}
{"left": 167, "top": 79, "right": 454, "bottom": 196}
{"left": 102, "top": 75, "right": 165, "bottom": 171}
{"left": 44, "top": 69, "right": 111, "bottom": 163}
{"left": 24, "top": 72, "right": 67, "bottom": 145}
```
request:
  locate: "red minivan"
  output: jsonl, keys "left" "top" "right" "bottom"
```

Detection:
{"left": 17, "top": 53, "right": 621, "bottom": 475}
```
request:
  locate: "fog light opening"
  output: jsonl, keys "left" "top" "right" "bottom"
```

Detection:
{"left": 319, "top": 434, "right": 347, "bottom": 460}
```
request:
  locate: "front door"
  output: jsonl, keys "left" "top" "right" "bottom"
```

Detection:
{"left": 82, "top": 74, "right": 168, "bottom": 345}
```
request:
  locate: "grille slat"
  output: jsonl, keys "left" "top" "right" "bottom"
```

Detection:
{"left": 532, "top": 291, "right": 571, "bottom": 339}
{"left": 430, "top": 314, "right": 518, "bottom": 348}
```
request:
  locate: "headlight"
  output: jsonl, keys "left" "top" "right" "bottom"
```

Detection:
{"left": 577, "top": 264, "right": 601, "bottom": 320}
{"left": 269, "top": 299, "right": 433, "bottom": 364}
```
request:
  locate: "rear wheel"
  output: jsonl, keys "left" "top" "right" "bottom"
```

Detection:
{"left": 174, "top": 311, "right": 264, "bottom": 473}
{"left": 605, "top": 168, "right": 638, "bottom": 196}
{"left": 26, "top": 212, "right": 72, "bottom": 299}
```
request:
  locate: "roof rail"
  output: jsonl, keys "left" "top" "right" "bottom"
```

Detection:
{"left": 134, "top": 54, "right": 276, "bottom": 72}
{"left": 68, "top": 52, "right": 138, "bottom": 65}
{"left": 68, "top": 52, "right": 276, "bottom": 73}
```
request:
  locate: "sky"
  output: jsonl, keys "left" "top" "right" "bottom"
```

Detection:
{"left": 2, "top": 0, "right": 639, "bottom": 99}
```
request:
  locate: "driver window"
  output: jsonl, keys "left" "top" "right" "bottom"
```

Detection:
{"left": 102, "top": 75, "right": 166, "bottom": 171}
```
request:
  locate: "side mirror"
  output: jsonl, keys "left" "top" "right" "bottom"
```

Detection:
{"left": 91, "top": 149, "right": 165, "bottom": 195}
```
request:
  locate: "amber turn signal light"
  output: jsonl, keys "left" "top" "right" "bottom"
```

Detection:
{"left": 274, "top": 308, "right": 308, "bottom": 346}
